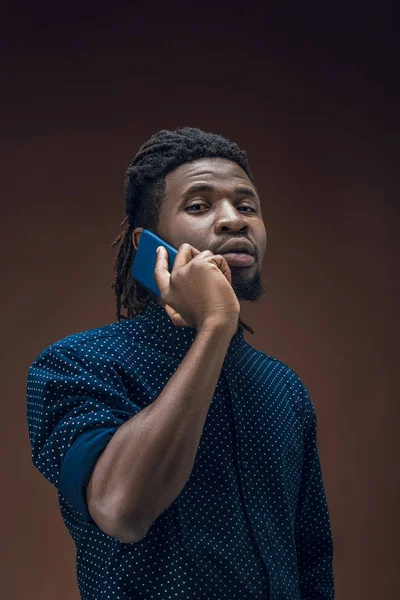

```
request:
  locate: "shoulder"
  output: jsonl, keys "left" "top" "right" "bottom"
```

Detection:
{"left": 250, "top": 346, "right": 315, "bottom": 416}
{"left": 249, "top": 345, "right": 308, "bottom": 391}
{"left": 29, "top": 316, "right": 150, "bottom": 367}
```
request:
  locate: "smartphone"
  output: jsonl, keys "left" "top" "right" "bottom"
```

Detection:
{"left": 131, "top": 229, "right": 178, "bottom": 297}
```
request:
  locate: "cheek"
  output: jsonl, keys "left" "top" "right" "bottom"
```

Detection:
{"left": 176, "top": 217, "right": 209, "bottom": 245}
{"left": 159, "top": 218, "right": 207, "bottom": 253}
{"left": 257, "top": 225, "right": 267, "bottom": 255}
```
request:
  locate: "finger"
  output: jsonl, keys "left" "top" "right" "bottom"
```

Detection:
{"left": 210, "top": 254, "right": 232, "bottom": 285}
{"left": 190, "top": 250, "right": 231, "bottom": 284}
{"left": 153, "top": 245, "right": 171, "bottom": 298}
{"left": 172, "top": 243, "right": 200, "bottom": 271}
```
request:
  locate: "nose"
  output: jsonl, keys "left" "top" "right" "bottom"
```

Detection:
{"left": 214, "top": 200, "right": 249, "bottom": 233}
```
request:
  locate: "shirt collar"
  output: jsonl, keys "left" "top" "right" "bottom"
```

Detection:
{"left": 136, "top": 298, "right": 246, "bottom": 359}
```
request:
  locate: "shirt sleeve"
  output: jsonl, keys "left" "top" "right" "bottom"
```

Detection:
{"left": 26, "top": 345, "right": 141, "bottom": 524}
{"left": 295, "top": 385, "right": 335, "bottom": 599}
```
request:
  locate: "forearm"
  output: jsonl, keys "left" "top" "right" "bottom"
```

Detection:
{"left": 296, "top": 405, "right": 335, "bottom": 598}
{"left": 86, "top": 320, "right": 234, "bottom": 543}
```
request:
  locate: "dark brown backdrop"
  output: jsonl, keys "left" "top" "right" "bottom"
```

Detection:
{"left": 1, "top": 4, "right": 398, "bottom": 599}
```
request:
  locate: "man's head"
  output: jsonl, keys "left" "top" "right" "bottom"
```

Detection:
{"left": 112, "top": 127, "right": 267, "bottom": 333}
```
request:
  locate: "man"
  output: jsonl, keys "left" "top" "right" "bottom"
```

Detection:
{"left": 26, "top": 126, "right": 334, "bottom": 599}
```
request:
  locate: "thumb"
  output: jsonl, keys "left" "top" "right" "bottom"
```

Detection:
{"left": 163, "top": 303, "right": 192, "bottom": 328}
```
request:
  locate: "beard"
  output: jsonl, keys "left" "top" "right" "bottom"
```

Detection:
{"left": 230, "top": 266, "right": 268, "bottom": 303}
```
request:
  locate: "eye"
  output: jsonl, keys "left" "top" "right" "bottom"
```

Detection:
{"left": 185, "top": 203, "right": 256, "bottom": 213}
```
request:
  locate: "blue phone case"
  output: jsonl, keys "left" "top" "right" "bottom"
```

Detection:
{"left": 131, "top": 229, "right": 178, "bottom": 297}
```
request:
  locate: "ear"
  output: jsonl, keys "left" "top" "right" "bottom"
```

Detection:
{"left": 132, "top": 227, "right": 144, "bottom": 250}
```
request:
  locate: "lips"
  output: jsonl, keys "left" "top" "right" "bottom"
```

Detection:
{"left": 217, "top": 237, "right": 255, "bottom": 256}
{"left": 222, "top": 252, "right": 255, "bottom": 267}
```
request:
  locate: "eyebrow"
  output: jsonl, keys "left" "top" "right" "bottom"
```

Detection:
{"left": 182, "top": 183, "right": 259, "bottom": 200}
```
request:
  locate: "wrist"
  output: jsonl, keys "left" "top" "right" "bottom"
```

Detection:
{"left": 197, "top": 315, "right": 239, "bottom": 337}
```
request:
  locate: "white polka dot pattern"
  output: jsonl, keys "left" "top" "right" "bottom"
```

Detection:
{"left": 26, "top": 299, "right": 334, "bottom": 599}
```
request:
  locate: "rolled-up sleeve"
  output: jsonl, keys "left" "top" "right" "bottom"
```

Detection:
{"left": 295, "top": 387, "right": 335, "bottom": 599}
{"left": 26, "top": 345, "right": 141, "bottom": 523}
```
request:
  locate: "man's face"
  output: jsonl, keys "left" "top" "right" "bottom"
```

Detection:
{"left": 132, "top": 157, "right": 267, "bottom": 304}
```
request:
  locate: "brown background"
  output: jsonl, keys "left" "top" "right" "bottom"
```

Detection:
{"left": 1, "top": 4, "right": 398, "bottom": 599}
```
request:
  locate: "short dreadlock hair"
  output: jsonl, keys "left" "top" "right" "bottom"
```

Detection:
{"left": 111, "top": 126, "right": 256, "bottom": 334}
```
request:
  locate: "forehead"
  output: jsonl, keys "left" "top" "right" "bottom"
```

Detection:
{"left": 164, "top": 157, "right": 254, "bottom": 198}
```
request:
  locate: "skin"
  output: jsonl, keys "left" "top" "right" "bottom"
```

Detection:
{"left": 132, "top": 157, "right": 268, "bottom": 333}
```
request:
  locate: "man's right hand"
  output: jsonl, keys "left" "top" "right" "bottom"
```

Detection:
{"left": 154, "top": 243, "right": 240, "bottom": 333}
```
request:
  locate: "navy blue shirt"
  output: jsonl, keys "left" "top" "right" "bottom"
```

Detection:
{"left": 26, "top": 299, "right": 334, "bottom": 599}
